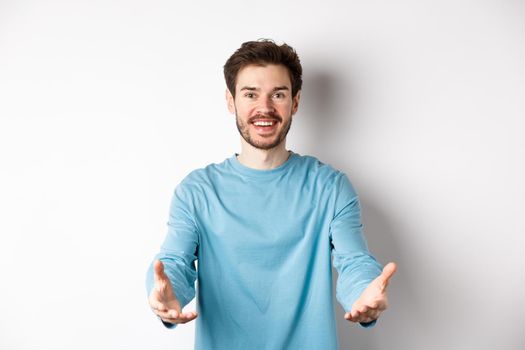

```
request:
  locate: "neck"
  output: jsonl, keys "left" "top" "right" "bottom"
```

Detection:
{"left": 236, "top": 139, "right": 290, "bottom": 170}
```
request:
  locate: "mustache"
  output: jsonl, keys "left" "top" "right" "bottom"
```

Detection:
{"left": 248, "top": 112, "right": 282, "bottom": 124}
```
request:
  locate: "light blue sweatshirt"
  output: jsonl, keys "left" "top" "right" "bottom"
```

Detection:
{"left": 146, "top": 151, "right": 383, "bottom": 349}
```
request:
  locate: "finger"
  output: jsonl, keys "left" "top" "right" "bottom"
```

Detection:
{"left": 159, "top": 309, "right": 197, "bottom": 319}
{"left": 345, "top": 312, "right": 357, "bottom": 322}
{"left": 368, "top": 309, "right": 381, "bottom": 319}
{"left": 160, "top": 314, "right": 197, "bottom": 324}
{"left": 148, "top": 292, "right": 168, "bottom": 311}
{"left": 350, "top": 299, "right": 363, "bottom": 317}
{"left": 173, "top": 310, "right": 197, "bottom": 319}
{"left": 157, "top": 310, "right": 198, "bottom": 323}
{"left": 359, "top": 316, "right": 374, "bottom": 324}
{"left": 345, "top": 316, "right": 355, "bottom": 322}
{"left": 360, "top": 308, "right": 380, "bottom": 320}
{"left": 345, "top": 311, "right": 364, "bottom": 323}
{"left": 155, "top": 308, "right": 179, "bottom": 319}
{"left": 379, "top": 262, "right": 397, "bottom": 291}
{"left": 347, "top": 303, "right": 377, "bottom": 322}
{"left": 356, "top": 305, "right": 369, "bottom": 314}
{"left": 349, "top": 310, "right": 357, "bottom": 319}
{"left": 149, "top": 299, "right": 168, "bottom": 312}
{"left": 353, "top": 310, "right": 375, "bottom": 323}
{"left": 363, "top": 299, "right": 387, "bottom": 311}
{"left": 349, "top": 308, "right": 361, "bottom": 320}
{"left": 180, "top": 310, "right": 198, "bottom": 320}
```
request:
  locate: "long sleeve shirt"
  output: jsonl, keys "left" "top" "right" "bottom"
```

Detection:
{"left": 146, "top": 151, "right": 383, "bottom": 350}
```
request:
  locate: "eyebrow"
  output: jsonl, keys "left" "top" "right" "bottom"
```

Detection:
{"left": 239, "top": 86, "right": 290, "bottom": 92}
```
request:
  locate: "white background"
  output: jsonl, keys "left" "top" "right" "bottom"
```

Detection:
{"left": 1, "top": 0, "right": 524, "bottom": 349}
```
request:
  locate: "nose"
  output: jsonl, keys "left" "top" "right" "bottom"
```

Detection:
{"left": 256, "top": 96, "right": 276, "bottom": 115}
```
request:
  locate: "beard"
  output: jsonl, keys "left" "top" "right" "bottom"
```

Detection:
{"left": 235, "top": 110, "right": 292, "bottom": 150}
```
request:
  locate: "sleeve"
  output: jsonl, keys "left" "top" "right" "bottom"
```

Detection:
{"left": 145, "top": 181, "right": 200, "bottom": 329}
{"left": 330, "top": 172, "right": 383, "bottom": 328}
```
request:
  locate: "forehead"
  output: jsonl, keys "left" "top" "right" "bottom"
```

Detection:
{"left": 236, "top": 64, "right": 291, "bottom": 91}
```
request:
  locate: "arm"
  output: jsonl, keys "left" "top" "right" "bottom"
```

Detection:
{"left": 330, "top": 172, "right": 383, "bottom": 327}
{"left": 146, "top": 182, "right": 199, "bottom": 328}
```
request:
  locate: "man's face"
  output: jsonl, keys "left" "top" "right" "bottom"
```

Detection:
{"left": 226, "top": 64, "right": 300, "bottom": 150}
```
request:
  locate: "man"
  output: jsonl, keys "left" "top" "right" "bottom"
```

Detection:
{"left": 146, "top": 39, "right": 396, "bottom": 349}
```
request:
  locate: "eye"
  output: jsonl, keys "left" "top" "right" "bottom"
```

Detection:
{"left": 244, "top": 92, "right": 256, "bottom": 98}
{"left": 273, "top": 92, "right": 285, "bottom": 98}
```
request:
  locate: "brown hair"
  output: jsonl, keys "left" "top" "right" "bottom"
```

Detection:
{"left": 223, "top": 39, "right": 303, "bottom": 98}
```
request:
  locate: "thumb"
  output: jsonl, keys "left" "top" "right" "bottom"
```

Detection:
{"left": 153, "top": 259, "right": 167, "bottom": 284}
{"left": 378, "top": 262, "right": 397, "bottom": 291}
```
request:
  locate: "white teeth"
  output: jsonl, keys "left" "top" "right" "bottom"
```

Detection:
{"left": 254, "top": 121, "right": 274, "bottom": 126}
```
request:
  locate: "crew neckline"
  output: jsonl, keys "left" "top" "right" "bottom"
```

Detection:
{"left": 228, "top": 150, "right": 298, "bottom": 179}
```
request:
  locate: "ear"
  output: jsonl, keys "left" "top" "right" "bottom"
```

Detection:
{"left": 225, "top": 88, "right": 235, "bottom": 114}
{"left": 291, "top": 90, "right": 301, "bottom": 115}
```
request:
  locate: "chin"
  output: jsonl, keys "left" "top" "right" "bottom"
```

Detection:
{"left": 254, "top": 139, "right": 284, "bottom": 150}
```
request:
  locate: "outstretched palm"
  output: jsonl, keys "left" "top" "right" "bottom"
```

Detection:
{"left": 345, "top": 262, "right": 397, "bottom": 324}
{"left": 148, "top": 260, "right": 197, "bottom": 324}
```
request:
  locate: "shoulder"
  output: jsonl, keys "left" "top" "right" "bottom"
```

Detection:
{"left": 294, "top": 152, "right": 357, "bottom": 197}
{"left": 175, "top": 157, "right": 230, "bottom": 194}
{"left": 293, "top": 153, "right": 346, "bottom": 181}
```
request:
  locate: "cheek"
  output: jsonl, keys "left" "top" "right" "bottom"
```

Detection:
{"left": 277, "top": 102, "right": 293, "bottom": 114}
{"left": 236, "top": 103, "right": 256, "bottom": 116}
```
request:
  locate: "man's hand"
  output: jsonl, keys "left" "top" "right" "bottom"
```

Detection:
{"left": 148, "top": 260, "right": 198, "bottom": 325}
{"left": 344, "top": 262, "right": 397, "bottom": 324}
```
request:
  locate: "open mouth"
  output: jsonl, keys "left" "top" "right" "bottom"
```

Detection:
{"left": 250, "top": 118, "right": 280, "bottom": 134}
{"left": 251, "top": 119, "right": 279, "bottom": 134}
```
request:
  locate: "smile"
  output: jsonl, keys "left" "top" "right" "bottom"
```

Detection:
{"left": 253, "top": 121, "right": 274, "bottom": 126}
{"left": 251, "top": 117, "right": 280, "bottom": 126}
{"left": 250, "top": 118, "right": 279, "bottom": 134}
